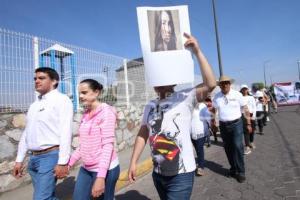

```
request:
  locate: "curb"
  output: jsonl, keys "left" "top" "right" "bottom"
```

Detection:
{"left": 115, "top": 158, "right": 153, "bottom": 191}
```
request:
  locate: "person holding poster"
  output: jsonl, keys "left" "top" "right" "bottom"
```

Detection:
{"left": 128, "top": 33, "right": 216, "bottom": 200}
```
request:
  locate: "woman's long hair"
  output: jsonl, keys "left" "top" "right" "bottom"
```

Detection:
{"left": 154, "top": 10, "right": 177, "bottom": 51}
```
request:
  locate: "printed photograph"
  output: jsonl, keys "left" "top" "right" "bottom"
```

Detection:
{"left": 147, "top": 10, "right": 183, "bottom": 52}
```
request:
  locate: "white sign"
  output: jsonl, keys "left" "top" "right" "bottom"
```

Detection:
{"left": 137, "top": 5, "right": 194, "bottom": 87}
{"left": 273, "top": 82, "right": 300, "bottom": 106}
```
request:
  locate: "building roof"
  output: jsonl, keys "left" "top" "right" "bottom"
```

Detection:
{"left": 40, "top": 44, "right": 74, "bottom": 57}
{"left": 115, "top": 57, "right": 144, "bottom": 72}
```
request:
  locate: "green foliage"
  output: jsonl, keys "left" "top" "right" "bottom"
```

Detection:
{"left": 251, "top": 82, "right": 265, "bottom": 90}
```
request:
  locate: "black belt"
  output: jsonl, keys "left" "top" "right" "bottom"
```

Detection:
{"left": 29, "top": 145, "right": 59, "bottom": 155}
{"left": 220, "top": 118, "right": 240, "bottom": 125}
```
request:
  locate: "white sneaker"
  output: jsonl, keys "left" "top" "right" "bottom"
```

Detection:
{"left": 244, "top": 147, "right": 252, "bottom": 155}
{"left": 267, "top": 117, "right": 270, "bottom": 122}
{"left": 250, "top": 143, "right": 256, "bottom": 149}
{"left": 196, "top": 168, "right": 205, "bottom": 176}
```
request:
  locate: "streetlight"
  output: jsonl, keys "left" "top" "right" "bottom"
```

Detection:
{"left": 297, "top": 60, "right": 300, "bottom": 81}
{"left": 212, "top": 0, "right": 223, "bottom": 77}
{"left": 263, "top": 60, "right": 270, "bottom": 87}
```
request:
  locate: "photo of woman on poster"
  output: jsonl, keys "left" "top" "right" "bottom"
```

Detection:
{"left": 148, "top": 10, "right": 182, "bottom": 52}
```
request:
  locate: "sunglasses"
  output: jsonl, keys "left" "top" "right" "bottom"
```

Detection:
{"left": 220, "top": 81, "right": 231, "bottom": 85}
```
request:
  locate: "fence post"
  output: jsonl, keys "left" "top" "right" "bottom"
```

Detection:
{"left": 33, "top": 37, "right": 39, "bottom": 99}
{"left": 50, "top": 50, "right": 56, "bottom": 70}
{"left": 123, "top": 59, "right": 130, "bottom": 108}
{"left": 70, "top": 54, "right": 78, "bottom": 112}
{"left": 33, "top": 37, "right": 39, "bottom": 69}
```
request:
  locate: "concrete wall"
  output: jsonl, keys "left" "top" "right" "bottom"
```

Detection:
{"left": 0, "top": 103, "right": 145, "bottom": 193}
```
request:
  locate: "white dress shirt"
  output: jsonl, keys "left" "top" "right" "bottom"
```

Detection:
{"left": 16, "top": 89, "right": 73, "bottom": 165}
{"left": 213, "top": 89, "right": 246, "bottom": 122}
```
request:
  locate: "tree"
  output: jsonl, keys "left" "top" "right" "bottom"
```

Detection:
{"left": 251, "top": 82, "right": 265, "bottom": 91}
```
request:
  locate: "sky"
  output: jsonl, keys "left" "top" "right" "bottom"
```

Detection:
{"left": 1, "top": 0, "right": 300, "bottom": 87}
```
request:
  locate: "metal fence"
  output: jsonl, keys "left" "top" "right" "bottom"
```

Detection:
{"left": 0, "top": 28, "right": 153, "bottom": 113}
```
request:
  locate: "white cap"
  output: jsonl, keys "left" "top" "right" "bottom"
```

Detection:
{"left": 240, "top": 84, "right": 248, "bottom": 89}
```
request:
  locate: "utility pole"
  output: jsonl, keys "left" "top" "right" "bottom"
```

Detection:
{"left": 263, "top": 60, "right": 270, "bottom": 87}
{"left": 297, "top": 60, "right": 300, "bottom": 81}
{"left": 264, "top": 63, "right": 267, "bottom": 87}
{"left": 212, "top": 0, "right": 223, "bottom": 76}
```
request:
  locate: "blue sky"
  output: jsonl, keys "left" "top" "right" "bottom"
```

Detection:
{"left": 1, "top": 0, "right": 300, "bottom": 86}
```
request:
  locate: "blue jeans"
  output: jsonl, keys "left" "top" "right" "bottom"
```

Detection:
{"left": 152, "top": 171, "right": 194, "bottom": 200}
{"left": 28, "top": 149, "right": 59, "bottom": 200}
{"left": 73, "top": 165, "right": 120, "bottom": 200}
{"left": 219, "top": 118, "right": 245, "bottom": 176}
{"left": 192, "top": 137, "right": 206, "bottom": 169}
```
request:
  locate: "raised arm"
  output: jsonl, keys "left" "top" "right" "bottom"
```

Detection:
{"left": 184, "top": 33, "right": 216, "bottom": 102}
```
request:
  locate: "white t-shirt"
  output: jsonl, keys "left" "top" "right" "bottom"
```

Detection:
{"left": 142, "top": 88, "right": 197, "bottom": 176}
{"left": 242, "top": 95, "right": 256, "bottom": 120}
{"left": 213, "top": 89, "right": 246, "bottom": 122}
{"left": 256, "top": 99, "right": 264, "bottom": 111}
{"left": 191, "top": 103, "right": 211, "bottom": 140}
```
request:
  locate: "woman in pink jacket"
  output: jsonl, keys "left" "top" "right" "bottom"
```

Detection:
{"left": 68, "top": 79, "right": 120, "bottom": 200}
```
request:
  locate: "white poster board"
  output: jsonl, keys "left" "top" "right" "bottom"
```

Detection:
{"left": 137, "top": 5, "right": 194, "bottom": 87}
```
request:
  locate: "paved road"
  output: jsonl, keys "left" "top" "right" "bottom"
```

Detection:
{"left": 117, "top": 105, "right": 300, "bottom": 200}
{"left": 0, "top": 145, "right": 152, "bottom": 200}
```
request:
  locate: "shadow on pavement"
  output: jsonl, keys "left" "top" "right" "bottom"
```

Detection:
{"left": 204, "top": 160, "right": 229, "bottom": 177}
{"left": 55, "top": 176, "right": 76, "bottom": 200}
{"left": 115, "top": 190, "right": 151, "bottom": 200}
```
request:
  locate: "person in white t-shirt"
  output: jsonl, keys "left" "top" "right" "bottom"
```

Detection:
{"left": 128, "top": 33, "right": 216, "bottom": 200}
{"left": 255, "top": 91, "right": 265, "bottom": 134}
{"left": 240, "top": 85, "right": 257, "bottom": 154}
{"left": 190, "top": 102, "right": 211, "bottom": 176}
{"left": 211, "top": 76, "right": 252, "bottom": 183}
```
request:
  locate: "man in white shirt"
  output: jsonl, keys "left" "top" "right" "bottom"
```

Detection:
{"left": 211, "top": 76, "right": 252, "bottom": 183}
{"left": 12, "top": 67, "right": 73, "bottom": 200}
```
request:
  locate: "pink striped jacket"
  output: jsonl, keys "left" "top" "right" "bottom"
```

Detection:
{"left": 68, "top": 103, "right": 118, "bottom": 178}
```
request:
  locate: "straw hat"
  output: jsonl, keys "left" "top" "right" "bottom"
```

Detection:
{"left": 217, "top": 75, "right": 234, "bottom": 85}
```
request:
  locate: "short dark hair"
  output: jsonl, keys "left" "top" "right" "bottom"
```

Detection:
{"left": 205, "top": 97, "right": 212, "bottom": 102}
{"left": 35, "top": 67, "right": 59, "bottom": 88}
{"left": 80, "top": 79, "right": 103, "bottom": 92}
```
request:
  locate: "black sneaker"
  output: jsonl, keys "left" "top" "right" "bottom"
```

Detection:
{"left": 236, "top": 174, "right": 246, "bottom": 183}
